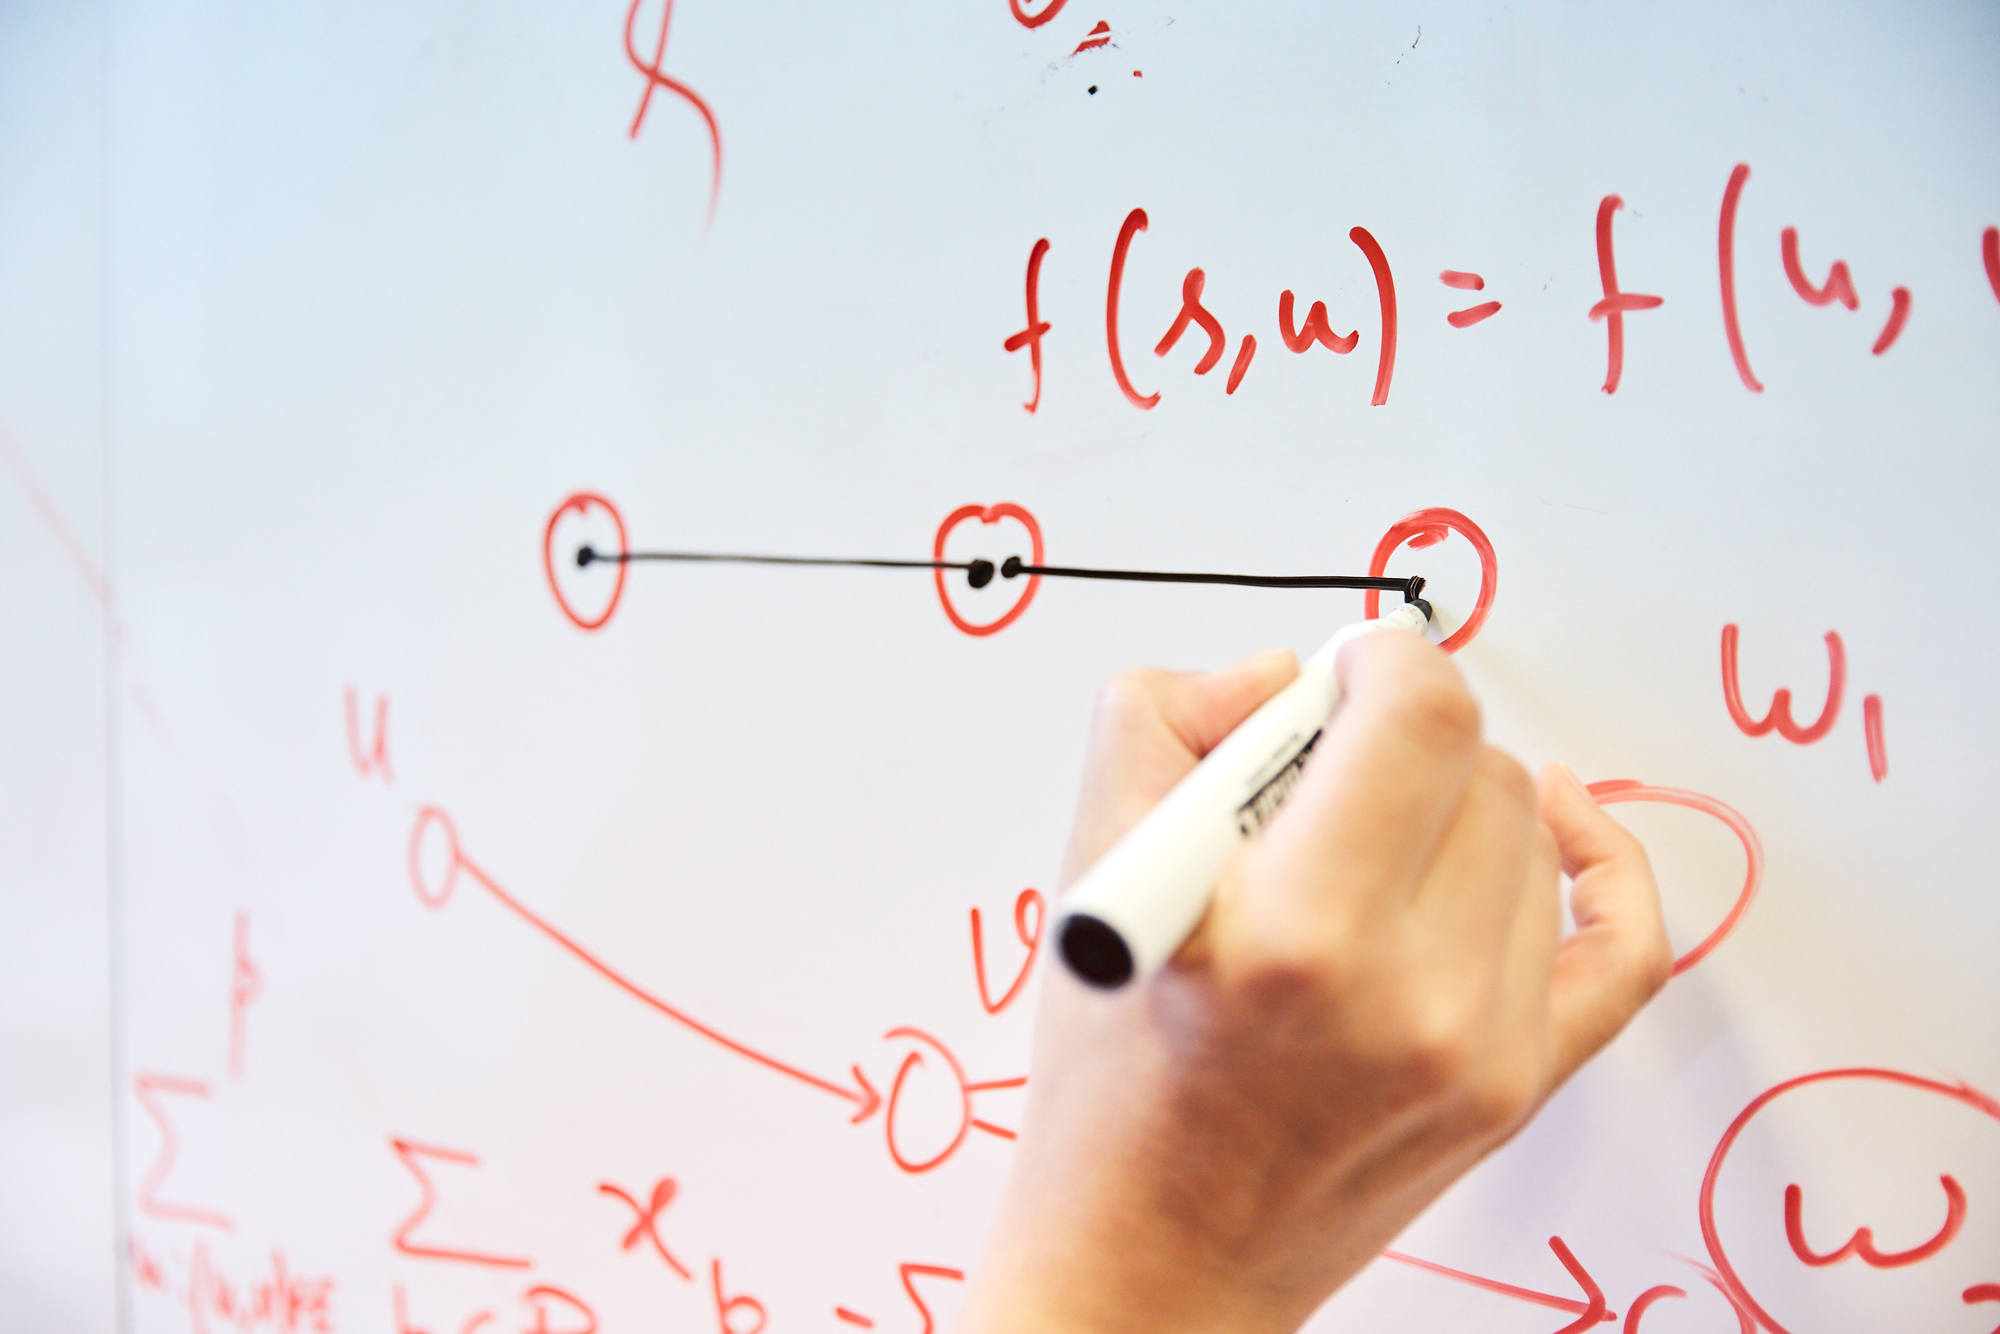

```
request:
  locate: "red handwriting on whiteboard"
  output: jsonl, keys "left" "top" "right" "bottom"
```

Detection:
{"left": 1984, "top": 227, "right": 2000, "bottom": 305}
{"left": 834, "top": 1264, "right": 968, "bottom": 1334}
{"left": 1003, "top": 238, "right": 1052, "bottom": 412}
{"left": 1278, "top": 287, "right": 1359, "bottom": 354}
{"left": 882, "top": 1027, "right": 1025, "bottom": 1174}
{"left": 1361, "top": 508, "right": 1497, "bottom": 654}
{"left": 1106, "top": 208, "right": 1160, "bottom": 409}
{"left": 622, "top": 0, "right": 721, "bottom": 224}
{"left": 1585, "top": 781, "right": 1763, "bottom": 976}
{"left": 1786, "top": 1175, "right": 1966, "bottom": 1267}
{"left": 397, "top": 1283, "right": 598, "bottom": 1334}
{"left": 1590, "top": 193, "right": 1664, "bottom": 395}
{"left": 345, "top": 686, "right": 393, "bottom": 783}
{"left": 713, "top": 1260, "right": 767, "bottom": 1334}
{"left": 228, "top": 910, "right": 262, "bottom": 1078}
{"left": 970, "top": 888, "right": 1044, "bottom": 1014}
{"left": 598, "top": 1177, "right": 692, "bottom": 1280}
{"left": 1700, "top": 1068, "right": 2000, "bottom": 1334}
{"left": 1721, "top": 624, "right": 1889, "bottom": 780}
{"left": 389, "top": 1137, "right": 532, "bottom": 1269}
{"left": 1440, "top": 269, "right": 1501, "bottom": 328}
{"left": 933, "top": 503, "right": 1044, "bottom": 637}
{"left": 407, "top": 806, "right": 884, "bottom": 1121}
{"left": 1378, "top": 1236, "right": 1616, "bottom": 1327}
{"left": 544, "top": 492, "right": 629, "bottom": 632}
{"left": 128, "top": 1236, "right": 334, "bottom": 1333}
{"left": 133, "top": 1073, "right": 232, "bottom": 1231}
{"left": 1008, "top": 0, "right": 1068, "bottom": 28}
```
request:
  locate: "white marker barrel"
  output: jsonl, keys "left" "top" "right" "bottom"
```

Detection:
{"left": 1057, "top": 601, "right": 1432, "bottom": 987}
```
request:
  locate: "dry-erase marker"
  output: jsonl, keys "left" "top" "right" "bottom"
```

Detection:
{"left": 1057, "top": 599, "right": 1436, "bottom": 988}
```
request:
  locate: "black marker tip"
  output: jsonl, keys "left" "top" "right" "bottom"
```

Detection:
{"left": 1059, "top": 914, "right": 1134, "bottom": 988}
{"left": 1412, "top": 597, "right": 1434, "bottom": 622}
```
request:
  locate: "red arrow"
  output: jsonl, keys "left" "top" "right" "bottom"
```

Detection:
{"left": 1381, "top": 1236, "right": 1616, "bottom": 1328}
{"left": 410, "top": 806, "right": 881, "bottom": 1121}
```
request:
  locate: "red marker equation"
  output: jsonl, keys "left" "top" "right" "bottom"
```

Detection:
{"left": 1721, "top": 623, "right": 1889, "bottom": 782}
{"left": 622, "top": 0, "right": 721, "bottom": 224}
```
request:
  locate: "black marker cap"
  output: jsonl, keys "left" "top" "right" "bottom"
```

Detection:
{"left": 1059, "top": 913, "right": 1134, "bottom": 988}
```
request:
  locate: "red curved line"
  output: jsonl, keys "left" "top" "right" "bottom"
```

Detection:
{"left": 1548, "top": 1237, "right": 1613, "bottom": 1334}
{"left": 409, "top": 806, "right": 463, "bottom": 908}
{"left": 1586, "top": 782, "right": 1763, "bottom": 976}
{"left": 1623, "top": 1285, "right": 1686, "bottom": 1331}
{"left": 1277, "top": 290, "right": 1359, "bottom": 353}
{"left": 1362, "top": 508, "right": 1496, "bottom": 653}
{"left": 1719, "top": 625, "right": 1844, "bottom": 744}
{"left": 544, "top": 492, "right": 628, "bottom": 631}
{"left": 1008, "top": 0, "right": 1069, "bottom": 28}
{"left": 1595, "top": 195, "right": 1628, "bottom": 394}
{"left": 969, "top": 1119, "right": 1017, "bottom": 1139}
{"left": 1107, "top": 209, "right": 1159, "bottom": 409}
{"left": 1871, "top": 287, "right": 1911, "bottom": 355}
{"left": 1155, "top": 267, "right": 1226, "bottom": 373}
{"left": 1864, "top": 694, "right": 1887, "bottom": 782}
{"left": 1967, "top": 1282, "right": 2000, "bottom": 1303}
{"left": 412, "top": 809, "right": 867, "bottom": 1107}
{"left": 1701, "top": 1068, "right": 2000, "bottom": 1334}
{"left": 1779, "top": 227, "right": 1858, "bottom": 310}
{"left": 1718, "top": 164, "right": 1764, "bottom": 392}
{"left": 1984, "top": 227, "right": 2000, "bottom": 305}
{"left": 1225, "top": 334, "right": 1256, "bottom": 393}
{"left": 624, "top": 0, "right": 728, "bottom": 224}
{"left": 883, "top": 1028, "right": 972, "bottom": 1173}
{"left": 932, "top": 503, "right": 1044, "bottom": 637}
{"left": 970, "top": 888, "right": 1043, "bottom": 1014}
{"left": 1448, "top": 301, "right": 1501, "bottom": 328}
{"left": 1349, "top": 227, "right": 1397, "bottom": 404}
{"left": 1787, "top": 1175, "right": 1966, "bottom": 1268}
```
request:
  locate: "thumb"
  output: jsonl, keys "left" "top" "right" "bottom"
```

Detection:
{"left": 1538, "top": 765, "right": 1674, "bottom": 1081}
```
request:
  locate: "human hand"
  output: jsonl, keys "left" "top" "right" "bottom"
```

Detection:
{"left": 956, "top": 633, "right": 1671, "bottom": 1334}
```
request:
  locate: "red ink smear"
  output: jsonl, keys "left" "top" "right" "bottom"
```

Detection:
{"left": 1591, "top": 194, "right": 1666, "bottom": 395}
{"left": 1106, "top": 209, "right": 1159, "bottom": 409}
{"left": 1720, "top": 624, "right": 1844, "bottom": 743}
{"left": 1225, "top": 334, "right": 1256, "bottom": 393}
{"left": 1277, "top": 290, "right": 1359, "bottom": 354}
{"left": 1700, "top": 1068, "right": 2000, "bottom": 1334}
{"left": 128, "top": 1235, "right": 167, "bottom": 1291}
{"left": 544, "top": 493, "right": 629, "bottom": 631}
{"left": 835, "top": 1310, "right": 874, "bottom": 1328}
{"left": 1864, "top": 694, "right": 1887, "bottom": 782}
{"left": 1002, "top": 238, "right": 1052, "bottom": 413}
{"left": 1440, "top": 270, "right": 1485, "bottom": 291}
{"left": 1155, "top": 267, "right": 1226, "bottom": 373}
{"left": 623, "top": 0, "right": 722, "bottom": 225}
{"left": 1984, "top": 227, "right": 2000, "bottom": 305}
{"left": 1779, "top": 227, "right": 1858, "bottom": 309}
{"left": 1622, "top": 1285, "right": 1686, "bottom": 1331}
{"left": 1872, "top": 287, "right": 1911, "bottom": 354}
{"left": 711, "top": 1261, "right": 767, "bottom": 1334}
{"left": 407, "top": 807, "right": 884, "bottom": 1120}
{"left": 899, "top": 1264, "right": 966, "bottom": 1334}
{"left": 1784, "top": 1175, "right": 1965, "bottom": 1267}
{"left": 971, "top": 888, "right": 1044, "bottom": 1014}
{"left": 1448, "top": 301, "right": 1501, "bottom": 328}
{"left": 134, "top": 1073, "right": 231, "bottom": 1231}
{"left": 344, "top": 686, "right": 392, "bottom": 782}
{"left": 1073, "top": 20, "right": 1111, "bottom": 52}
{"left": 1363, "top": 508, "right": 1496, "bottom": 654}
{"left": 1008, "top": 0, "right": 1068, "bottom": 28}
{"left": 1132, "top": 69, "right": 1142, "bottom": 76}
{"left": 933, "top": 503, "right": 1043, "bottom": 637}
{"left": 1586, "top": 781, "right": 1763, "bottom": 976}
{"left": 1666, "top": 1255, "right": 1758, "bottom": 1334}
{"left": 0, "top": 427, "right": 110, "bottom": 611}
{"left": 599, "top": 1178, "right": 692, "bottom": 1280}
{"left": 1378, "top": 1242, "right": 1613, "bottom": 1320}
{"left": 524, "top": 1286, "right": 598, "bottom": 1334}
{"left": 1349, "top": 227, "right": 1398, "bottom": 405}
{"left": 228, "top": 911, "right": 261, "bottom": 1079}
{"left": 389, "top": 1137, "right": 530, "bottom": 1268}
{"left": 1716, "top": 164, "right": 1763, "bottom": 393}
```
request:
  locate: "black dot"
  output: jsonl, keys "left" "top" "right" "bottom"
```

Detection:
{"left": 1060, "top": 915, "right": 1133, "bottom": 987}
{"left": 576, "top": 545, "right": 596, "bottom": 568}
{"left": 1001, "top": 555, "right": 1023, "bottom": 579}
{"left": 967, "top": 559, "right": 995, "bottom": 589}
{"left": 1088, "top": 85, "right": 1098, "bottom": 94}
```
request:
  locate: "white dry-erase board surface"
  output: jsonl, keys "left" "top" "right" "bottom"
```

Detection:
{"left": 4, "top": 1, "right": 2000, "bottom": 1331}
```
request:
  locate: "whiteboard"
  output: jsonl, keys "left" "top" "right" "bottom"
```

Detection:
{"left": 6, "top": 2, "right": 2000, "bottom": 1331}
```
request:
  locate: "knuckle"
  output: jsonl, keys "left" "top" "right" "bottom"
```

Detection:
{"left": 1391, "top": 670, "right": 1481, "bottom": 753}
{"left": 1466, "top": 1057, "right": 1542, "bottom": 1133}
{"left": 1477, "top": 746, "right": 1537, "bottom": 811}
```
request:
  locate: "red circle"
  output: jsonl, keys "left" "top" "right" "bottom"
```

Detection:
{"left": 408, "top": 806, "right": 462, "bottom": 909}
{"left": 1361, "top": 508, "right": 1497, "bottom": 653}
{"left": 1699, "top": 1068, "right": 2000, "bottom": 1334}
{"left": 882, "top": 1027, "right": 973, "bottom": 1173}
{"left": 933, "top": 503, "right": 1044, "bottom": 637}
{"left": 1586, "top": 780, "right": 1763, "bottom": 977}
{"left": 543, "top": 492, "right": 629, "bottom": 632}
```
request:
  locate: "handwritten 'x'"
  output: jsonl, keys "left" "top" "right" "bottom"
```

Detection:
{"left": 598, "top": 1178, "right": 691, "bottom": 1280}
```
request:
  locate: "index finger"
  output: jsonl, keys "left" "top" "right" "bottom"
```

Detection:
{"left": 1256, "top": 628, "right": 1483, "bottom": 908}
